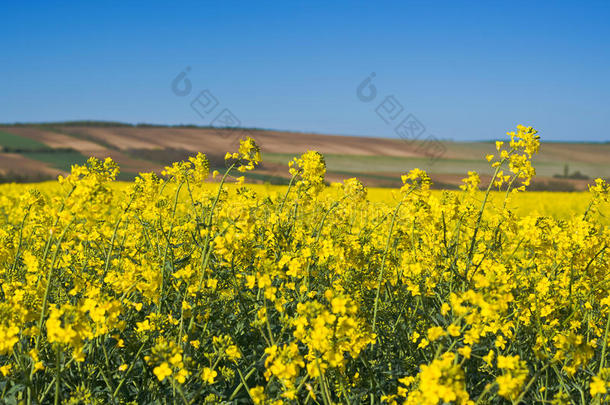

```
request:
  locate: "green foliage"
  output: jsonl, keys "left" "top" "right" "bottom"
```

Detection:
{"left": 0, "top": 131, "right": 50, "bottom": 150}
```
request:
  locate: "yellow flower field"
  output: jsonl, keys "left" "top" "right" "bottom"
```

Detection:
{"left": 1, "top": 182, "right": 598, "bottom": 222}
{"left": 1, "top": 126, "right": 609, "bottom": 404}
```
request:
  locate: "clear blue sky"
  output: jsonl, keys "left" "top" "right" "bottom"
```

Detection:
{"left": 2, "top": 0, "right": 609, "bottom": 141}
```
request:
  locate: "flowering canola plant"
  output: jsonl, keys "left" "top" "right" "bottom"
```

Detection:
{"left": 1, "top": 126, "right": 610, "bottom": 404}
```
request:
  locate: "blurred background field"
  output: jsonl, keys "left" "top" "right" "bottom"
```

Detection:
{"left": 1, "top": 178, "right": 603, "bottom": 223}
{"left": 0, "top": 122, "right": 608, "bottom": 191}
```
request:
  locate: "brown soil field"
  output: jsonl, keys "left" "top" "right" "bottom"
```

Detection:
{"left": 49, "top": 126, "right": 421, "bottom": 157}
{"left": 6, "top": 127, "right": 108, "bottom": 154}
{"left": 0, "top": 153, "right": 66, "bottom": 177}
{"left": 0, "top": 124, "right": 608, "bottom": 190}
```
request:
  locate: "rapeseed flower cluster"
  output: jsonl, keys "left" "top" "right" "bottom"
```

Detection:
{"left": 0, "top": 129, "right": 609, "bottom": 403}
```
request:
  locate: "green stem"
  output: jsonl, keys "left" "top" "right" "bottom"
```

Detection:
{"left": 113, "top": 342, "right": 146, "bottom": 397}
{"left": 186, "top": 163, "right": 236, "bottom": 336}
{"left": 35, "top": 218, "right": 74, "bottom": 351}
{"left": 54, "top": 346, "right": 61, "bottom": 405}
{"left": 316, "top": 359, "right": 332, "bottom": 405}
{"left": 10, "top": 207, "right": 31, "bottom": 273}
{"left": 466, "top": 154, "right": 511, "bottom": 275}
{"left": 599, "top": 311, "right": 610, "bottom": 373}
{"left": 158, "top": 180, "right": 185, "bottom": 313}
{"left": 278, "top": 173, "right": 297, "bottom": 214}
{"left": 36, "top": 186, "right": 76, "bottom": 286}
{"left": 372, "top": 199, "right": 403, "bottom": 333}
{"left": 102, "top": 192, "right": 136, "bottom": 282}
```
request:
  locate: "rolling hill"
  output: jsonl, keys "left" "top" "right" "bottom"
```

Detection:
{"left": 0, "top": 122, "right": 608, "bottom": 190}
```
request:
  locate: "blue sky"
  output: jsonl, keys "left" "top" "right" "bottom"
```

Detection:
{"left": 1, "top": 1, "right": 609, "bottom": 141}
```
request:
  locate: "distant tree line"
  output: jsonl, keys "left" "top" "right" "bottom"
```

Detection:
{"left": 0, "top": 121, "right": 265, "bottom": 131}
{"left": 0, "top": 146, "right": 77, "bottom": 153}
{"left": 0, "top": 171, "right": 54, "bottom": 183}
